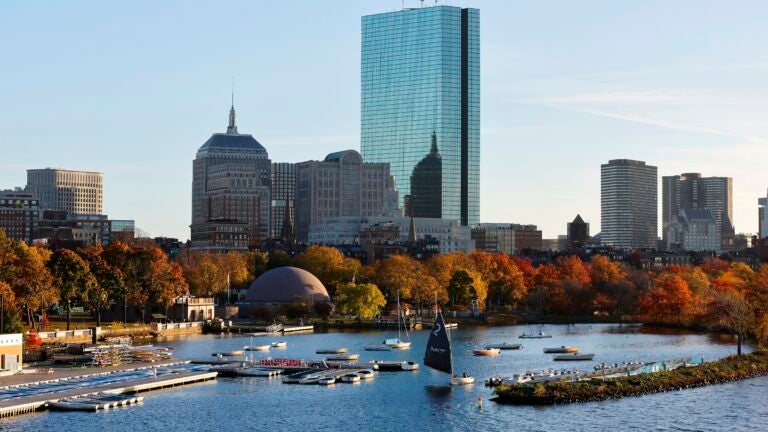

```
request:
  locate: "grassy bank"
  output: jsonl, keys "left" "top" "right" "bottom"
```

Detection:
{"left": 493, "top": 351, "right": 768, "bottom": 405}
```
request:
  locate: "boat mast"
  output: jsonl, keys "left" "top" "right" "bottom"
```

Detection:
{"left": 397, "top": 290, "right": 402, "bottom": 340}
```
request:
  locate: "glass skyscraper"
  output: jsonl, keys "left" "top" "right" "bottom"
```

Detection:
{"left": 361, "top": 5, "right": 479, "bottom": 226}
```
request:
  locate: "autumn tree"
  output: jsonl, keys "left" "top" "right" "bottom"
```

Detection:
{"left": 705, "top": 289, "right": 754, "bottom": 355}
{"left": 447, "top": 269, "right": 487, "bottom": 310}
{"left": 471, "top": 251, "right": 526, "bottom": 309}
{"left": 589, "top": 255, "right": 625, "bottom": 290}
{"left": 637, "top": 272, "right": 693, "bottom": 324}
{"left": 373, "top": 255, "right": 421, "bottom": 301}
{"left": 294, "top": 246, "right": 361, "bottom": 293}
{"left": 49, "top": 249, "right": 95, "bottom": 330}
{"left": 80, "top": 251, "right": 124, "bottom": 326}
{"left": 12, "top": 243, "right": 55, "bottom": 327}
{"left": 334, "top": 282, "right": 387, "bottom": 318}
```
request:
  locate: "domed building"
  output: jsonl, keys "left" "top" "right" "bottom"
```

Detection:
{"left": 245, "top": 267, "right": 330, "bottom": 307}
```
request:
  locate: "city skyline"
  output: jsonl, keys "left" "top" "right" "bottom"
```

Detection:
{"left": 2, "top": 1, "right": 768, "bottom": 240}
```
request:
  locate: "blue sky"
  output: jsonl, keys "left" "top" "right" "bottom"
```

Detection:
{"left": 2, "top": 0, "right": 767, "bottom": 241}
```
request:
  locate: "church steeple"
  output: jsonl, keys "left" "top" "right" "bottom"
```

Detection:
{"left": 227, "top": 88, "right": 238, "bottom": 134}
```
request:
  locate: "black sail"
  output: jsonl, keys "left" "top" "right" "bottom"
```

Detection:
{"left": 423, "top": 311, "right": 452, "bottom": 374}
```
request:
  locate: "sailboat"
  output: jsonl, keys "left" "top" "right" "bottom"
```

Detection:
{"left": 424, "top": 309, "right": 474, "bottom": 386}
{"left": 383, "top": 291, "right": 411, "bottom": 349}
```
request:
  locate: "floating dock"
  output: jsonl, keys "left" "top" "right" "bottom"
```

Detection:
{"left": 0, "top": 370, "right": 217, "bottom": 418}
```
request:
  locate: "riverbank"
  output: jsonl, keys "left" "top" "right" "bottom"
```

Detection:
{"left": 493, "top": 351, "right": 768, "bottom": 405}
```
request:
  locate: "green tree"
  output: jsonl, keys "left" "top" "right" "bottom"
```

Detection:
{"left": 334, "top": 282, "right": 386, "bottom": 319}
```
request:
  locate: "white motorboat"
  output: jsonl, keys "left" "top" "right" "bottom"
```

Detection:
{"left": 357, "top": 369, "right": 375, "bottom": 380}
{"left": 472, "top": 348, "right": 501, "bottom": 356}
{"left": 298, "top": 372, "right": 324, "bottom": 384}
{"left": 244, "top": 345, "right": 270, "bottom": 351}
{"left": 401, "top": 361, "right": 420, "bottom": 371}
{"left": 317, "top": 348, "right": 347, "bottom": 354}
{"left": 485, "top": 343, "right": 522, "bottom": 350}
{"left": 383, "top": 338, "right": 411, "bottom": 349}
{"left": 543, "top": 346, "right": 579, "bottom": 354}
{"left": 450, "top": 375, "right": 475, "bottom": 386}
{"left": 326, "top": 354, "right": 360, "bottom": 362}
{"left": 271, "top": 341, "right": 287, "bottom": 348}
{"left": 340, "top": 373, "right": 361, "bottom": 383}
{"left": 318, "top": 376, "right": 337, "bottom": 385}
{"left": 519, "top": 331, "right": 552, "bottom": 339}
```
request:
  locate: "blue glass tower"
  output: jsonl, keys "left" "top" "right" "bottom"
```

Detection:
{"left": 361, "top": 5, "right": 479, "bottom": 226}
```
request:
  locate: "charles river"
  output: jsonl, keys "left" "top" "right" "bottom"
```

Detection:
{"left": 2, "top": 324, "right": 766, "bottom": 431}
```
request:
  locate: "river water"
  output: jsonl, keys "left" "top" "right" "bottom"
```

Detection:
{"left": 2, "top": 324, "right": 766, "bottom": 432}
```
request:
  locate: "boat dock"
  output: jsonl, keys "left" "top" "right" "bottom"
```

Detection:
{"left": 0, "top": 369, "right": 217, "bottom": 418}
{"left": 232, "top": 324, "right": 315, "bottom": 336}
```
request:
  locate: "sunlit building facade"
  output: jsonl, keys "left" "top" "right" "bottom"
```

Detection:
{"left": 361, "top": 5, "right": 479, "bottom": 226}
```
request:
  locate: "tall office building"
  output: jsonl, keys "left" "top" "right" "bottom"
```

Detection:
{"left": 26, "top": 168, "right": 103, "bottom": 214}
{"left": 361, "top": 5, "right": 479, "bottom": 226}
{"left": 270, "top": 162, "right": 295, "bottom": 239}
{"left": 567, "top": 214, "right": 590, "bottom": 248}
{"left": 662, "top": 173, "right": 734, "bottom": 251}
{"left": 601, "top": 159, "right": 658, "bottom": 249}
{"left": 294, "top": 150, "right": 400, "bottom": 242}
{"left": 191, "top": 104, "right": 271, "bottom": 250}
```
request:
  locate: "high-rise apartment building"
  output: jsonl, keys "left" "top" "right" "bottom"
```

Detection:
{"left": 191, "top": 104, "right": 271, "bottom": 250}
{"left": 361, "top": 5, "right": 479, "bottom": 226}
{"left": 759, "top": 190, "right": 768, "bottom": 239}
{"left": 662, "top": 173, "right": 734, "bottom": 251}
{"left": 601, "top": 159, "right": 658, "bottom": 249}
{"left": 270, "top": 162, "right": 295, "bottom": 239}
{"left": 26, "top": 168, "right": 103, "bottom": 214}
{"left": 294, "top": 150, "right": 400, "bottom": 242}
{"left": 0, "top": 190, "right": 40, "bottom": 243}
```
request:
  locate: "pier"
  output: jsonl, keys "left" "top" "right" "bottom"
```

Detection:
{"left": 0, "top": 368, "right": 217, "bottom": 418}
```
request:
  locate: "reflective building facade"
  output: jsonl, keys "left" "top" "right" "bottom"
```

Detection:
{"left": 361, "top": 6, "right": 479, "bottom": 226}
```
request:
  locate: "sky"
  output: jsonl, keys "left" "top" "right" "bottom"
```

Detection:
{"left": 1, "top": 0, "right": 767, "bottom": 241}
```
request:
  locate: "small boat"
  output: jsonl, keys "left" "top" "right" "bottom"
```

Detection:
{"left": 316, "top": 348, "right": 347, "bottom": 354}
{"left": 553, "top": 353, "right": 595, "bottom": 361}
{"left": 519, "top": 331, "right": 552, "bottom": 339}
{"left": 450, "top": 375, "right": 475, "bottom": 386}
{"left": 472, "top": 348, "right": 501, "bottom": 356}
{"left": 244, "top": 345, "right": 270, "bottom": 351}
{"left": 543, "top": 346, "right": 579, "bottom": 354}
{"left": 383, "top": 338, "right": 411, "bottom": 349}
{"left": 318, "top": 376, "right": 336, "bottom": 385}
{"left": 364, "top": 345, "right": 392, "bottom": 351}
{"left": 326, "top": 354, "right": 360, "bottom": 362}
{"left": 298, "top": 372, "right": 325, "bottom": 384}
{"left": 401, "top": 361, "right": 420, "bottom": 371}
{"left": 213, "top": 350, "right": 245, "bottom": 357}
{"left": 271, "top": 341, "right": 287, "bottom": 348}
{"left": 485, "top": 343, "right": 522, "bottom": 350}
{"left": 48, "top": 401, "right": 101, "bottom": 411}
{"left": 357, "top": 369, "right": 375, "bottom": 380}
{"left": 341, "top": 373, "right": 361, "bottom": 383}
{"left": 283, "top": 370, "right": 320, "bottom": 384}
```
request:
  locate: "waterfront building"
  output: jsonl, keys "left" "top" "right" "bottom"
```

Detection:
{"left": 191, "top": 104, "right": 271, "bottom": 250}
{"left": 471, "top": 223, "right": 542, "bottom": 254}
{"left": 26, "top": 168, "right": 103, "bottom": 215}
{"left": 567, "top": 214, "right": 590, "bottom": 248}
{"left": 0, "top": 190, "right": 39, "bottom": 243}
{"left": 662, "top": 173, "right": 734, "bottom": 251}
{"left": 665, "top": 209, "right": 720, "bottom": 252}
{"left": 294, "top": 150, "right": 400, "bottom": 242}
{"left": 169, "top": 296, "right": 215, "bottom": 322}
{"left": 270, "top": 162, "right": 295, "bottom": 240}
{"left": 601, "top": 159, "right": 658, "bottom": 249}
{"left": 361, "top": 5, "right": 480, "bottom": 226}
{"left": 309, "top": 216, "right": 473, "bottom": 254}
{"left": 759, "top": 190, "right": 768, "bottom": 238}
{"left": 0, "top": 334, "right": 23, "bottom": 373}
{"left": 245, "top": 267, "right": 330, "bottom": 311}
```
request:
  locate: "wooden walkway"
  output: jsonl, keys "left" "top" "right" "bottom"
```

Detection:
{"left": 0, "top": 370, "right": 217, "bottom": 418}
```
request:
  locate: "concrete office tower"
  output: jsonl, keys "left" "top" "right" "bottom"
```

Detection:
{"left": 662, "top": 173, "right": 734, "bottom": 251}
{"left": 567, "top": 214, "right": 590, "bottom": 248}
{"left": 271, "top": 162, "right": 295, "bottom": 239}
{"left": 26, "top": 168, "right": 103, "bottom": 214}
{"left": 294, "top": 150, "right": 399, "bottom": 242}
{"left": 601, "top": 159, "right": 658, "bottom": 249}
{"left": 191, "top": 103, "right": 271, "bottom": 250}
{"left": 361, "top": 5, "right": 479, "bottom": 226}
